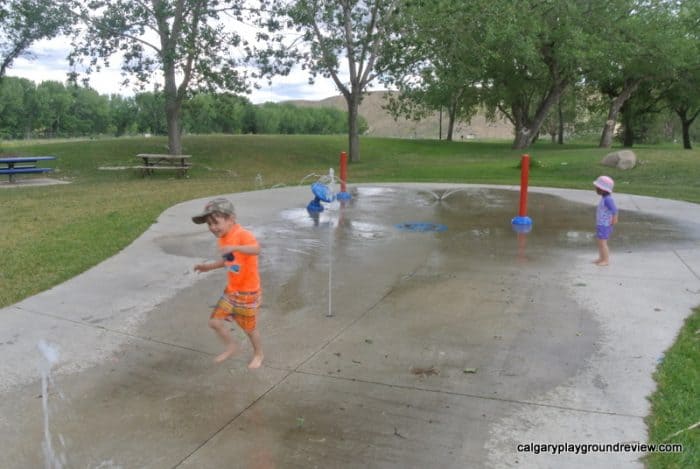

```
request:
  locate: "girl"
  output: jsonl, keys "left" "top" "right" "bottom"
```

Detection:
{"left": 593, "top": 176, "right": 618, "bottom": 266}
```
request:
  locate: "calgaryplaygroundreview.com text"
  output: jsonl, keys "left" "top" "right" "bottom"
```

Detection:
{"left": 517, "top": 442, "right": 683, "bottom": 455}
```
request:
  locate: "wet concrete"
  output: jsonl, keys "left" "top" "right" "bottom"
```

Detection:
{"left": 1, "top": 184, "right": 699, "bottom": 468}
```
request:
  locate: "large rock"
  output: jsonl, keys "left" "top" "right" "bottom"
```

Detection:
{"left": 601, "top": 150, "right": 637, "bottom": 170}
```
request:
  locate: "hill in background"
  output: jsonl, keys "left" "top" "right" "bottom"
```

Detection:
{"left": 288, "top": 90, "right": 513, "bottom": 140}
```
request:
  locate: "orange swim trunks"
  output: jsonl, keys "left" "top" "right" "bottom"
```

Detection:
{"left": 211, "top": 291, "right": 261, "bottom": 333}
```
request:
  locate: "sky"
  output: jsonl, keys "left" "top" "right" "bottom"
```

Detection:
{"left": 6, "top": 36, "right": 350, "bottom": 104}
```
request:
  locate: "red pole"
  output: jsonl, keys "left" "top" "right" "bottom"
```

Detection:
{"left": 518, "top": 154, "right": 530, "bottom": 217}
{"left": 339, "top": 151, "right": 348, "bottom": 193}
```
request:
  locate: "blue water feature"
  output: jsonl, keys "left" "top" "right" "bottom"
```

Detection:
{"left": 307, "top": 181, "right": 335, "bottom": 213}
{"left": 395, "top": 222, "right": 448, "bottom": 232}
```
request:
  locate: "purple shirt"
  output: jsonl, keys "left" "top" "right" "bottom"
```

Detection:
{"left": 596, "top": 195, "right": 618, "bottom": 226}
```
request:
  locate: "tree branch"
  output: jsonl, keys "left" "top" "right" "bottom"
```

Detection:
{"left": 309, "top": 6, "right": 349, "bottom": 99}
{"left": 342, "top": 0, "right": 357, "bottom": 84}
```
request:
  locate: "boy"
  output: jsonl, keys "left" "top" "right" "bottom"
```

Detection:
{"left": 192, "top": 198, "right": 263, "bottom": 368}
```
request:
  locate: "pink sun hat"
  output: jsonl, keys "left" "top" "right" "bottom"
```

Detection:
{"left": 593, "top": 175, "right": 614, "bottom": 193}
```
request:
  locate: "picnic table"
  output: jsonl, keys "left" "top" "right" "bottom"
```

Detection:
{"left": 135, "top": 154, "right": 191, "bottom": 177}
{"left": 0, "top": 156, "right": 56, "bottom": 183}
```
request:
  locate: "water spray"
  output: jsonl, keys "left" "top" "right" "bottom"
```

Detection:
{"left": 38, "top": 340, "right": 65, "bottom": 469}
{"left": 336, "top": 151, "right": 351, "bottom": 201}
{"left": 306, "top": 170, "right": 335, "bottom": 213}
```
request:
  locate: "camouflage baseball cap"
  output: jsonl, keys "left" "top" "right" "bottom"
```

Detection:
{"left": 192, "top": 198, "right": 235, "bottom": 224}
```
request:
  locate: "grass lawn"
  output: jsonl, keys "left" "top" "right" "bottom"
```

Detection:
{"left": 645, "top": 307, "right": 700, "bottom": 469}
{"left": 1, "top": 134, "right": 698, "bottom": 466}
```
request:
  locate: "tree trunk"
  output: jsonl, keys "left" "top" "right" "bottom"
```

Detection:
{"left": 557, "top": 100, "right": 564, "bottom": 144}
{"left": 622, "top": 125, "right": 634, "bottom": 147}
{"left": 512, "top": 127, "right": 534, "bottom": 149}
{"left": 599, "top": 107, "right": 622, "bottom": 149}
{"left": 165, "top": 100, "right": 183, "bottom": 154}
{"left": 675, "top": 108, "right": 697, "bottom": 150}
{"left": 511, "top": 82, "right": 568, "bottom": 149}
{"left": 163, "top": 61, "right": 183, "bottom": 155}
{"left": 621, "top": 103, "right": 634, "bottom": 147}
{"left": 446, "top": 102, "right": 457, "bottom": 141}
{"left": 346, "top": 93, "right": 361, "bottom": 163}
{"left": 681, "top": 121, "right": 691, "bottom": 149}
{"left": 598, "top": 79, "right": 641, "bottom": 148}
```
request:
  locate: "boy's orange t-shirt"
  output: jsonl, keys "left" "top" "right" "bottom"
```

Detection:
{"left": 218, "top": 224, "right": 260, "bottom": 294}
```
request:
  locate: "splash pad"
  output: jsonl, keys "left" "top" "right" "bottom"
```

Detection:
{"left": 3, "top": 183, "right": 700, "bottom": 467}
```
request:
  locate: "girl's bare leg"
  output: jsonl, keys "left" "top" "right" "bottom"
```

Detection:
{"left": 245, "top": 329, "right": 264, "bottom": 369}
{"left": 595, "top": 239, "right": 609, "bottom": 266}
{"left": 209, "top": 318, "right": 238, "bottom": 363}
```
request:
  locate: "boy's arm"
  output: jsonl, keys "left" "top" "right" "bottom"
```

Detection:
{"left": 219, "top": 243, "right": 260, "bottom": 256}
{"left": 194, "top": 259, "right": 225, "bottom": 273}
{"left": 612, "top": 214, "right": 619, "bottom": 225}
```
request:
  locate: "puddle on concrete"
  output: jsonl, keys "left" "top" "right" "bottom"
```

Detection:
{"left": 159, "top": 187, "right": 700, "bottom": 255}
{"left": 256, "top": 186, "right": 699, "bottom": 265}
{"left": 156, "top": 187, "right": 700, "bottom": 317}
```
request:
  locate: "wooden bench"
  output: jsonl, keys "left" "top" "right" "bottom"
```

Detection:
{"left": 0, "top": 156, "right": 55, "bottom": 183}
{"left": 136, "top": 154, "right": 191, "bottom": 177}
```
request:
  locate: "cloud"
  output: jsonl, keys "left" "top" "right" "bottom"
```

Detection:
{"left": 6, "top": 36, "right": 130, "bottom": 96}
{"left": 251, "top": 72, "right": 341, "bottom": 104}
{"left": 6, "top": 36, "right": 336, "bottom": 102}
{"left": 6, "top": 36, "right": 383, "bottom": 103}
{"left": 17, "top": 45, "right": 68, "bottom": 70}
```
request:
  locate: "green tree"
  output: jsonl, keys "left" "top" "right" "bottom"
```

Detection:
{"left": 64, "top": 85, "right": 111, "bottom": 136}
{"left": 0, "top": 76, "right": 36, "bottom": 138}
{"left": 134, "top": 91, "right": 166, "bottom": 135}
{"left": 586, "top": 0, "right": 687, "bottom": 148}
{"left": 665, "top": 67, "right": 700, "bottom": 150}
{"left": 661, "top": 0, "right": 700, "bottom": 149}
{"left": 71, "top": 0, "right": 253, "bottom": 155}
{"left": 540, "top": 90, "right": 578, "bottom": 144}
{"left": 109, "top": 94, "right": 138, "bottom": 136}
{"left": 216, "top": 93, "right": 252, "bottom": 134}
{"left": 34, "top": 81, "right": 73, "bottom": 137}
{"left": 183, "top": 93, "right": 219, "bottom": 134}
{"left": 0, "top": 0, "right": 73, "bottom": 81}
{"left": 254, "top": 102, "right": 282, "bottom": 134}
{"left": 477, "top": 0, "right": 603, "bottom": 149}
{"left": 380, "top": 0, "right": 482, "bottom": 141}
{"left": 618, "top": 82, "right": 665, "bottom": 146}
{"left": 182, "top": 92, "right": 253, "bottom": 134}
{"left": 274, "top": 0, "right": 401, "bottom": 162}
{"left": 381, "top": 0, "right": 606, "bottom": 149}
{"left": 278, "top": 103, "right": 305, "bottom": 134}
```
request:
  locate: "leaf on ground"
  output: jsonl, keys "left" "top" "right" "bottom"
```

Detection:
{"left": 411, "top": 366, "right": 439, "bottom": 376}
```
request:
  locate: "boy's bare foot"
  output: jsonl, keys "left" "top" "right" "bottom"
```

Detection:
{"left": 248, "top": 354, "right": 264, "bottom": 369}
{"left": 214, "top": 344, "right": 238, "bottom": 363}
{"left": 594, "top": 260, "right": 609, "bottom": 266}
